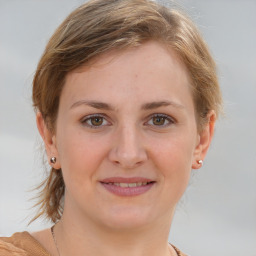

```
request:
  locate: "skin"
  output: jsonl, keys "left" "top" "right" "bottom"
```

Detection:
{"left": 34, "top": 41, "right": 215, "bottom": 256}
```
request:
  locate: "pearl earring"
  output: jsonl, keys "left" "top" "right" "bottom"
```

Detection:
{"left": 50, "top": 157, "right": 57, "bottom": 164}
{"left": 198, "top": 160, "right": 203, "bottom": 166}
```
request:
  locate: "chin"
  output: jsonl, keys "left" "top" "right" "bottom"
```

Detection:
{"left": 102, "top": 218, "right": 151, "bottom": 231}
{"left": 98, "top": 206, "right": 155, "bottom": 230}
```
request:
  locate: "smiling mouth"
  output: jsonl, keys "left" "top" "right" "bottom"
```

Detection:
{"left": 102, "top": 181, "right": 154, "bottom": 188}
{"left": 100, "top": 179, "right": 156, "bottom": 196}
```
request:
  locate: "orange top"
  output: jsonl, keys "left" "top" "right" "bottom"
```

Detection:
{"left": 0, "top": 232, "right": 50, "bottom": 256}
{"left": 0, "top": 232, "right": 187, "bottom": 256}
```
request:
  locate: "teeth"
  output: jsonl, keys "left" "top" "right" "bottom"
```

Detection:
{"left": 107, "top": 182, "right": 151, "bottom": 187}
{"left": 128, "top": 183, "right": 137, "bottom": 187}
{"left": 120, "top": 183, "right": 129, "bottom": 188}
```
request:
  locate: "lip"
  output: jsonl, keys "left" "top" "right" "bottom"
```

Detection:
{"left": 99, "top": 177, "right": 156, "bottom": 197}
{"left": 101, "top": 177, "right": 153, "bottom": 183}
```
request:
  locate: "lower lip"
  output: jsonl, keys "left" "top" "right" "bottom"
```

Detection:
{"left": 100, "top": 182, "right": 155, "bottom": 197}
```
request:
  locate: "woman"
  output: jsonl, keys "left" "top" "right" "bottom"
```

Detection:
{"left": 0, "top": 0, "right": 222, "bottom": 255}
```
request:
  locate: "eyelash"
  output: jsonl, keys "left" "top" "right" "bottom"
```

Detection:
{"left": 80, "top": 113, "right": 175, "bottom": 129}
{"left": 145, "top": 114, "right": 175, "bottom": 127}
{"left": 81, "top": 114, "right": 110, "bottom": 129}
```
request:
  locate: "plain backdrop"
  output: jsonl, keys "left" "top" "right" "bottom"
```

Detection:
{"left": 0, "top": 1, "right": 255, "bottom": 256}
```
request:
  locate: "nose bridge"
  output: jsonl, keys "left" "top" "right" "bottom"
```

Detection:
{"left": 109, "top": 122, "right": 147, "bottom": 168}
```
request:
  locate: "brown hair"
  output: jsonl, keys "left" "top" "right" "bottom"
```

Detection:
{"left": 32, "top": 0, "right": 222, "bottom": 223}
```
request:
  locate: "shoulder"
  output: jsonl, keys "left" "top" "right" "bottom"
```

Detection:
{"left": 0, "top": 232, "right": 50, "bottom": 256}
{"left": 0, "top": 234, "right": 27, "bottom": 256}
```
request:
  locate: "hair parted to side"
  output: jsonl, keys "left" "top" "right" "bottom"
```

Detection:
{"left": 32, "top": 0, "right": 222, "bottom": 223}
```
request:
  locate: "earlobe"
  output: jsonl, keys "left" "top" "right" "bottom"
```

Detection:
{"left": 36, "top": 112, "right": 61, "bottom": 169}
{"left": 192, "top": 110, "right": 216, "bottom": 169}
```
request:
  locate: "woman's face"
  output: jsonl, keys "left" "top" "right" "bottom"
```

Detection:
{"left": 43, "top": 41, "right": 211, "bottom": 230}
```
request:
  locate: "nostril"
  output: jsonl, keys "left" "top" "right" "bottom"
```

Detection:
{"left": 108, "top": 141, "right": 148, "bottom": 168}
{"left": 113, "top": 160, "right": 144, "bottom": 169}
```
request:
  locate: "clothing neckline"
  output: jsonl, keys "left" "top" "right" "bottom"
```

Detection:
{"left": 26, "top": 231, "right": 183, "bottom": 256}
{"left": 25, "top": 231, "right": 51, "bottom": 255}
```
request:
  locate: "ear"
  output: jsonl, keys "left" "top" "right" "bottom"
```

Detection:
{"left": 36, "top": 112, "right": 61, "bottom": 169}
{"left": 192, "top": 110, "right": 216, "bottom": 169}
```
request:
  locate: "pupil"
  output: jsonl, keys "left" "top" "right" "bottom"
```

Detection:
{"left": 153, "top": 117, "right": 165, "bottom": 125}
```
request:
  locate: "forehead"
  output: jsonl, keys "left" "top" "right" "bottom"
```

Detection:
{"left": 77, "top": 41, "right": 188, "bottom": 77}
{"left": 61, "top": 41, "right": 193, "bottom": 111}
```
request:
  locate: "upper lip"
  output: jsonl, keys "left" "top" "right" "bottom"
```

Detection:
{"left": 100, "top": 177, "right": 155, "bottom": 183}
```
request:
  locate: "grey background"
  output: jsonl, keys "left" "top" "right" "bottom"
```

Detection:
{"left": 0, "top": 1, "right": 255, "bottom": 256}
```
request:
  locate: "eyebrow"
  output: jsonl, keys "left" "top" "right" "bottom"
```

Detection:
{"left": 141, "top": 101, "right": 185, "bottom": 110}
{"left": 70, "top": 100, "right": 115, "bottom": 110}
{"left": 70, "top": 100, "right": 185, "bottom": 111}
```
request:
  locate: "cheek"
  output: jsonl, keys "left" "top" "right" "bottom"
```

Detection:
{"left": 151, "top": 132, "right": 195, "bottom": 169}
{"left": 56, "top": 129, "right": 108, "bottom": 189}
{"left": 150, "top": 134, "right": 195, "bottom": 198}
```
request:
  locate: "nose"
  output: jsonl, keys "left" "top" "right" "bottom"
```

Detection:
{"left": 108, "top": 125, "right": 148, "bottom": 169}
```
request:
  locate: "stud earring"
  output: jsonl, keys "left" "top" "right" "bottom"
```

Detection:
{"left": 198, "top": 160, "right": 203, "bottom": 166}
{"left": 50, "top": 157, "right": 57, "bottom": 164}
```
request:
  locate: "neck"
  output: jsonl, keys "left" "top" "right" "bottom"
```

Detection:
{"left": 54, "top": 208, "right": 175, "bottom": 256}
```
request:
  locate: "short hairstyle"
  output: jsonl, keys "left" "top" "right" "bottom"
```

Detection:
{"left": 32, "top": 0, "right": 222, "bottom": 223}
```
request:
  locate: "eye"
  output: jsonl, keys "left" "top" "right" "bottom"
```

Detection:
{"left": 146, "top": 114, "right": 175, "bottom": 127}
{"left": 81, "top": 114, "right": 110, "bottom": 128}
